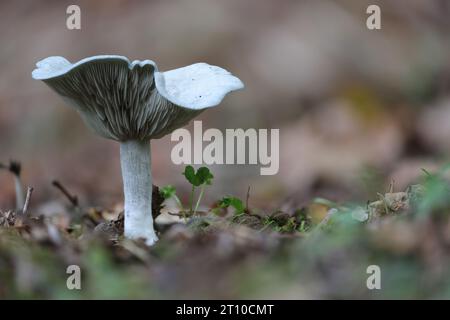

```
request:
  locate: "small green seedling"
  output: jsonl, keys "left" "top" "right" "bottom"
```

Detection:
{"left": 183, "top": 165, "right": 214, "bottom": 215}
{"left": 160, "top": 185, "right": 183, "bottom": 210}
{"left": 218, "top": 196, "right": 245, "bottom": 217}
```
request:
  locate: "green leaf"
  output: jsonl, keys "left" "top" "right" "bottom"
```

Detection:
{"left": 197, "top": 167, "right": 214, "bottom": 185}
{"left": 160, "top": 185, "right": 176, "bottom": 200}
{"left": 183, "top": 165, "right": 201, "bottom": 186}
{"left": 183, "top": 165, "right": 213, "bottom": 186}
{"left": 219, "top": 196, "right": 245, "bottom": 214}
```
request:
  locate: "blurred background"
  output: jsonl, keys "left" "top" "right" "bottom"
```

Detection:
{"left": 1, "top": 0, "right": 450, "bottom": 212}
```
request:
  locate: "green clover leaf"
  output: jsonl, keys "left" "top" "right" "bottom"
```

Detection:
{"left": 219, "top": 196, "right": 245, "bottom": 214}
{"left": 197, "top": 167, "right": 214, "bottom": 185}
{"left": 183, "top": 165, "right": 201, "bottom": 186}
{"left": 160, "top": 185, "right": 176, "bottom": 200}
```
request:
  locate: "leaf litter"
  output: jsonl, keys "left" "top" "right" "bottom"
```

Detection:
{"left": 0, "top": 163, "right": 450, "bottom": 299}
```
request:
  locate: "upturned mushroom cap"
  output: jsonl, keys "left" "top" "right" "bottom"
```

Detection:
{"left": 32, "top": 55, "right": 244, "bottom": 141}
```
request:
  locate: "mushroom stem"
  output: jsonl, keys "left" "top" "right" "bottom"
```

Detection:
{"left": 120, "top": 140, "right": 158, "bottom": 245}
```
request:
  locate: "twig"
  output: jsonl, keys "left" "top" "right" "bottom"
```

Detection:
{"left": 52, "top": 180, "right": 79, "bottom": 207}
{"left": 22, "top": 187, "right": 33, "bottom": 215}
{"left": 8, "top": 160, "right": 21, "bottom": 177}
{"left": 14, "top": 175, "right": 25, "bottom": 210}
{"left": 167, "top": 212, "right": 185, "bottom": 217}
{"left": 245, "top": 185, "right": 251, "bottom": 213}
{"left": 0, "top": 160, "right": 21, "bottom": 176}
{"left": 388, "top": 179, "right": 395, "bottom": 193}
{"left": 167, "top": 211, "right": 193, "bottom": 221}
{"left": 0, "top": 160, "right": 24, "bottom": 209}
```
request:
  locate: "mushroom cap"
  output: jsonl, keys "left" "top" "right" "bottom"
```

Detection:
{"left": 32, "top": 55, "right": 244, "bottom": 141}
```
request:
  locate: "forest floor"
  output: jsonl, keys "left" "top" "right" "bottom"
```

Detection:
{"left": 1, "top": 163, "right": 450, "bottom": 299}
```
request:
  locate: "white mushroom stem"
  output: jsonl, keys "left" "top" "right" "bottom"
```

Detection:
{"left": 120, "top": 140, "right": 158, "bottom": 245}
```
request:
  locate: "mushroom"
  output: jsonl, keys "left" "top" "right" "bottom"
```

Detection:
{"left": 32, "top": 55, "right": 244, "bottom": 245}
